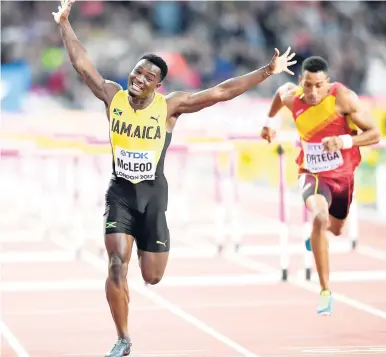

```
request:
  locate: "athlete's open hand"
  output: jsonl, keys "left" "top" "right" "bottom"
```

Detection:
{"left": 52, "top": 0, "right": 75, "bottom": 24}
{"left": 321, "top": 136, "right": 343, "bottom": 152}
{"left": 268, "top": 47, "right": 297, "bottom": 76}
{"left": 260, "top": 127, "right": 276, "bottom": 143}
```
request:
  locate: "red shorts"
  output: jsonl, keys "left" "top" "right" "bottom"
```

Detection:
{"left": 298, "top": 173, "right": 354, "bottom": 220}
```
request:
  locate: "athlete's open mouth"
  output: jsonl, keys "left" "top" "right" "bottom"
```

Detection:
{"left": 131, "top": 82, "right": 143, "bottom": 92}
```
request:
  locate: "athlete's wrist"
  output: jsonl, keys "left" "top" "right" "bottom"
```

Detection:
{"left": 338, "top": 134, "right": 353, "bottom": 149}
{"left": 264, "top": 116, "right": 277, "bottom": 130}
{"left": 58, "top": 18, "right": 70, "bottom": 28}
{"left": 265, "top": 64, "right": 274, "bottom": 76}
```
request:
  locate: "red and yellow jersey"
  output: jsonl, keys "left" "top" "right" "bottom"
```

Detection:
{"left": 292, "top": 82, "right": 361, "bottom": 178}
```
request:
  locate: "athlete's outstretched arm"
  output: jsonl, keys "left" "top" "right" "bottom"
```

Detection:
{"left": 322, "top": 89, "right": 380, "bottom": 151}
{"left": 167, "top": 48, "right": 297, "bottom": 115}
{"left": 53, "top": 0, "right": 120, "bottom": 104}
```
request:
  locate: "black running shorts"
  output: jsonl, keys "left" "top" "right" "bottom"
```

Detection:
{"left": 103, "top": 178, "right": 170, "bottom": 253}
{"left": 299, "top": 173, "right": 354, "bottom": 220}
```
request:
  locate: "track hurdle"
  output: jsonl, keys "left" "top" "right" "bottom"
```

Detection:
{"left": 165, "top": 140, "right": 239, "bottom": 254}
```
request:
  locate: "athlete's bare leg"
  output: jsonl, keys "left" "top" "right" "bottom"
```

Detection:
{"left": 105, "top": 233, "right": 135, "bottom": 340}
{"left": 328, "top": 215, "right": 346, "bottom": 236}
{"left": 305, "top": 194, "right": 330, "bottom": 291}
{"left": 138, "top": 250, "right": 169, "bottom": 285}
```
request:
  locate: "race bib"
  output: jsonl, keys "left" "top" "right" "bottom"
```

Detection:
{"left": 115, "top": 146, "right": 156, "bottom": 181}
{"left": 302, "top": 142, "right": 343, "bottom": 173}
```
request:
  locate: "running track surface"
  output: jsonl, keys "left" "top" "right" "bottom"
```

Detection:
{"left": 1, "top": 214, "right": 386, "bottom": 357}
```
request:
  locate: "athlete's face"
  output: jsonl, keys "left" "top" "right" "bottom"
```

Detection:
{"left": 300, "top": 71, "right": 330, "bottom": 105}
{"left": 128, "top": 60, "right": 162, "bottom": 98}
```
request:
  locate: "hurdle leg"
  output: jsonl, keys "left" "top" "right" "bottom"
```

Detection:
{"left": 228, "top": 148, "right": 242, "bottom": 252}
{"left": 183, "top": 150, "right": 196, "bottom": 243}
{"left": 277, "top": 145, "right": 289, "bottom": 281}
{"left": 70, "top": 155, "right": 85, "bottom": 258}
{"left": 348, "top": 189, "right": 359, "bottom": 250}
{"left": 303, "top": 205, "right": 313, "bottom": 281}
{"left": 376, "top": 162, "right": 386, "bottom": 219}
{"left": 213, "top": 151, "right": 227, "bottom": 253}
{"left": 177, "top": 147, "right": 190, "bottom": 230}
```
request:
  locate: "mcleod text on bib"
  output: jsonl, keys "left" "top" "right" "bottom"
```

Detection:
{"left": 115, "top": 146, "right": 156, "bottom": 181}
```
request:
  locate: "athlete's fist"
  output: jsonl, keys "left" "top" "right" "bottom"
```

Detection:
{"left": 260, "top": 126, "right": 276, "bottom": 144}
{"left": 321, "top": 136, "right": 343, "bottom": 152}
{"left": 267, "top": 47, "right": 297, "bottom": 76}
{"left": 52, "top": 0, "right": 75, "bottom": 24}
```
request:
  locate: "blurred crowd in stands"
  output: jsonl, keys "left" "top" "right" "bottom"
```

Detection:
{"left": 2, "top": 1, "right": 386, "bottom": 111}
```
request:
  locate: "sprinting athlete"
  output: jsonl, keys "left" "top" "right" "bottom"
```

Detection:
{"left": 261, "top": 56, "right": 380, "bottom": 316}
{"left": 53, "top": 0, "right": 297, "bottom": 355}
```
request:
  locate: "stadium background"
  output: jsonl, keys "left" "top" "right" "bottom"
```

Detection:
{"left": 2, "top": 0, "right": 386, "bottom": 208}
{"left": 1, "top": 2, "right": 386, "bottom": 356}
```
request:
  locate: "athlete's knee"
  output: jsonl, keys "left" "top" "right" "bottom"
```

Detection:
{"left": 141, "top": 269, "right": 164, "bottom": 285}
{"left": 108, "top": 253, "right": 127, "bottom": 286}
{"left": 138, "top": 250, "right": 168, "bottom": 285}
{"left": 312, "top": 210, "right": 330, "bottom": 231}
{"left": 329, "top": 225, "right": 343, "bottom": 236}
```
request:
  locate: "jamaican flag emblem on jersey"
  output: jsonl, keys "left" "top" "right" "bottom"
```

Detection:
{"left": 113, "top": 108, "right": 122, "bottom": 116}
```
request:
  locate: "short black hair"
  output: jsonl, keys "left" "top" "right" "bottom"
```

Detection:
{"left": 140, "top": 53, "right": 168, "bottom": 81}
{"left": 301, "top": 56, "right": 328, "bottom": 74}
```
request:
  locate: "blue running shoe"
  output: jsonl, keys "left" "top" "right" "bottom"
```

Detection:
{"left": 317, "top": 290, "right": 333, "bottom": 316}
{"left": 105, "top": 338, "right": 131, "bottom": 356}
{"left": 305, "top": 237, "right": 312, "bottom": 251}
